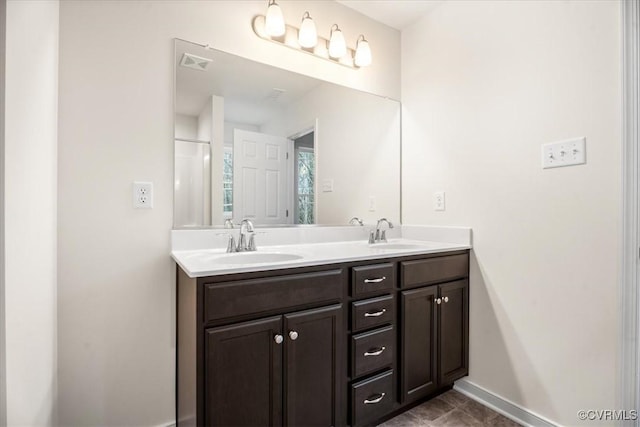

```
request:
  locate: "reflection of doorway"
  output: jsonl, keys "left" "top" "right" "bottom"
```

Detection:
{"left": 293, "top": 131, "right": 315, "bottom": 224}
{"left": 232, "top": 129, "right": 291, "bottom": 224}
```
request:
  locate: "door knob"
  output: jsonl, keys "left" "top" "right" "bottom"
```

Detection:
{"left": 436, "top": 298, "right": 442, "bottom": 305}
{"left": 274, "top": 334, "right": 284, "bottom": 344}
{"left": 289, "top": 331, "right": 299, "bottom": 340}
{"left": 443, "top": 296, "right": 449, "bottom": 303}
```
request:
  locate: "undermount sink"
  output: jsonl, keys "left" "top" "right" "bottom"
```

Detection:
{"left": 211, "top": 252, "right": 304, "bottom": 264}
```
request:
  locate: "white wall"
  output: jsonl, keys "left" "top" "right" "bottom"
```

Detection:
{"left": 4, "top": 0, "right": 59, "bottom": 424}
{"left": 0, "top": 0, "right": 6, "bottom": 423}
{"left": 401, "top": 1, "right": 620, "bottom": 425}
{"left": 57, "top": 1, "right": 400, "bottom": 425}
{"left": 262, "top": 82, "right": 401, "bottom": 225}
{"left": 174, "top": 114, "right": 197, "bottom": 140}
{"left": 224, "top": 121, "right": 258, "bottom": 145}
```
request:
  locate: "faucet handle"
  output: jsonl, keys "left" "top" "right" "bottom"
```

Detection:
{"left": 216, "top": 232, "right": 237, "bottom": 253}
{"left": 349, "top": 217, "right": 364, "bottom": 226}
{"left": 368, "top": 230, "right": 376, "bottom": 244}
{"left": 247, "top": 234, "right": 257, "bottom": 251}
{"left": 224, "top": 219, "right": 234, "bottom": 229}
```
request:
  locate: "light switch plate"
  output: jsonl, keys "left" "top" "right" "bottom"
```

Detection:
{"left": 434, "top": 191, "right": 445, "bottom": 211}
{"left": 368, "top": 196, "right": 376, "bottom": 212}
{"left": 542, "top": 137, "right": 586, "bottom": 169}
{"left": 322, "top": 179, "right": 334, "bottom": 192}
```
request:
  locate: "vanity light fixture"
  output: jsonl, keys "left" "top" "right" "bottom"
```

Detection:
{"left": 265, "top": 0, "right": 285, "bottom": 37}
{"left": 328, "top": 24, "right": 347, "bottom": 59}
{"left": 354, "top": 35, "right": 372, "bottom": 67}
{"left": 298, "top": 12, "right": 317, "bottom": 48}
{"left": 252, "top": 1, "right": 372, "bottom": 69}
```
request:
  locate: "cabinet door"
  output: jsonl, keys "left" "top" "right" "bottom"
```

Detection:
{"left": 400, "top": 286, "right": 438, "bottom": 404}
{"left": 284, "top": 304, "right": 343, "bottom": 427}
{"left": 439, "top": 280, "right": 469, "bottom": 385}
{"left": 205, "top": 316, "right": 283, "bottom": 427}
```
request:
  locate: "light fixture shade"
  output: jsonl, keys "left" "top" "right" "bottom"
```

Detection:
{"left": 265, "top": 0, "right": 285, "bottom": 37}
{"left": 355, "top": 36, "right": 372, "bottom": 67}
{"left": 328, "top": 25, "right": 347, "bottom": 59}
{"left": 298, "top": 12, "right": 317, "bottom": 48}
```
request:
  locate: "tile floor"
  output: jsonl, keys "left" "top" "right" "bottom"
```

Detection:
{"left": 377, "top": 390, "right": 522, "bottom": 427}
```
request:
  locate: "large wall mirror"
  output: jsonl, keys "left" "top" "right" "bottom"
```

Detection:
{"left": 174, "top": 39, "right": 400, "bottom": 228}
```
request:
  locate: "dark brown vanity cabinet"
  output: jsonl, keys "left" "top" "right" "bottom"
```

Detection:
{"left": 205, "top": 304, "right": 343, "bottom": 427}
{"left": 178, "top": 268, "right": 345, "bottom": 427}
{"left": 177, "top": 250, "right": 470, "bottom": 427}
{"left": 400, "top": 255, "right": 469, "bottom": 405}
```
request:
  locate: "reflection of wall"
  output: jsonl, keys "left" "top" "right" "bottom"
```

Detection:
{"left": 402, "top": 1, "right": 620, "bottom": 425}
{"left": 225, "top": 121, "right": 258, "bottom": 146}
{"left": 57, "top": 1, "right": 399, "bottom": 425}
{"left": 197, "top": 101, "right": 212, "bottom": 223}
{"left": 175, "top": 114, "right": 197, "bottom": 140}
{"left": 262, "top": 84, "right": 400, "bottom": 225}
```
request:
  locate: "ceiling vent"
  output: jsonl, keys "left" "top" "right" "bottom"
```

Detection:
{"left": 263, "top": 88, "right": 287, "bottom": 102}
{"left": 180, "top": 53, "right": 212, "bottom": 71}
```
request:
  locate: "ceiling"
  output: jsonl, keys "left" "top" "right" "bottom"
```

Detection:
{"left": 175, "top": 41, "right": 323, "bottom": 125}
{"left": 336, "top": 1, "right": 445, "bottom": 31}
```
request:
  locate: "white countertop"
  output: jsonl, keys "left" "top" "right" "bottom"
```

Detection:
{"left": 172, "top": 238, "right": 471, "bottom": 278}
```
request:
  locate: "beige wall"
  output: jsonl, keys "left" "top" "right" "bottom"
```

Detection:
{"left": 5, "top": 0, "right": 59, "bottom": 424}
{"left": 57, "top": 1, "right": 400, "bottom": 425}
{"left": 261, "top": 83, "right": 401, "bottom": 225}
{"left": 401, "top": 1, "right": 621, "bottom": 425}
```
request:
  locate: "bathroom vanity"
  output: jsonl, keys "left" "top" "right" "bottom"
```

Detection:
{"left": 174, "top": 239, "right": 470, "bottom": 427}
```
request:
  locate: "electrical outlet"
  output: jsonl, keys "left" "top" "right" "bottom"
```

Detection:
{"left": 133, "top": 182, "right": 153, "bottom": 208}
{"left": 434, "top": 191, "right": 445, "bottom": 211}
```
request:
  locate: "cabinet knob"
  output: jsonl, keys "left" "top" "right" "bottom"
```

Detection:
{"left": 443, "top": 296, "right": 449, "bottom": 303}
{"left": 289, "top": 331, "right": 299, "bottom": 341}
{"left": 436, "top": 298, "right": 442, "bottom": 305}
{"left": 274, "top": 334, "right": 284, "bottom": 344}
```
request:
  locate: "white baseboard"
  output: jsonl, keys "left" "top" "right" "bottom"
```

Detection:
{"left": 454, "top": 378, "right": 557, "bottom": 427}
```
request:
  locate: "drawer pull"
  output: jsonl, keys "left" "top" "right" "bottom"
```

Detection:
{"left": 364, "top": 309, "right": 387, "bottom": 317}
{"left": 364, "top": 277, "right": 386, "bottom": 284}
{"left": 363, "top": 393, "right": 386, "bottom": 404}
{"left": 364, "top": 346, "right": 386, "bottom": 357}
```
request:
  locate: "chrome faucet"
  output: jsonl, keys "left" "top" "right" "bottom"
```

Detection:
{"left": 349, "top": 217, "right": 364, "bottom": 226}
{"left": 369, "top": 218, "right": 394, "bottom": 244}
{"left": 237, "top": 219, "right": 256, "bottom": 252}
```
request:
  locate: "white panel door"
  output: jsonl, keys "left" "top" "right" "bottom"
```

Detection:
{"left": 233, "top": 129, "right": 291, "bottom": 224}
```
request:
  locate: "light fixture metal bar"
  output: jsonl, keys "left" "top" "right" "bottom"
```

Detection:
{"left": 252, "top": 15, "right": 358, "bottom": 69}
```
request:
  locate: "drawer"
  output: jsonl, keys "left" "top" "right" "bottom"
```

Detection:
{"left": 400, "top": 253, "right": 469, "bottom": 289}
{"left": 351, "top": 295, "right": 394, "bottom": 332}
{"left": 352, "top": 325, "right": 394, "bottom": 378}
{"left": 352, "top": 263, "right": 395, "bottom": 297}
{"left": 351, "top": 370, "right": 394, "bottom": 427}
{"left": 204, "top": 269, "right": 343, "bottom": 323}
